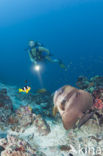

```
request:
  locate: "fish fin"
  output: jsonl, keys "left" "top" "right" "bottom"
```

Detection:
{"left": 78, "top": 112, "right": 84, "bottom": 118}
{"left": 53, "top": 106, "right": 58, "bottom": 116}
{"left": 78, "top": 112, "right": 94, "bottom": 129}
{"left": 26, "top": 90, "right": 29, "bottom": 94}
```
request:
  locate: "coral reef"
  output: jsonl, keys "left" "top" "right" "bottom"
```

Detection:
{"left": 0, "top": 88, "right": 13, "bottom": 110}
{"left": 1, "top": 77, "right": 103, "bottom": 156}
{"left": 0, "top": 88, "right": 13, "bottom": 123}
{"left": 76, "top": 75, "right": 103, "bottom": 127}
{"left": 33, "top": 114, "right": 50, "bottom": 136}
{"left": 76, "top": 75, "right": 103, "bottom": 92}
{"left": 76, "top": 76, "right": 90, "bottom": 89}
{"left": 16, "top": 91, "right": 53, "bottom": 117}
{"left": 0, "top": 135, "right": 46, "bottom": 156}
{"left": 9, "top": 106, "right": 35, "bottom": 132}
{"left": 7, "top": 106, "right": 50, "bottom": 135}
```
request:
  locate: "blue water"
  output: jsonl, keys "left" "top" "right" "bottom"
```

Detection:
{"left": 0, "top": 0, "right": 103, "bottom": 92}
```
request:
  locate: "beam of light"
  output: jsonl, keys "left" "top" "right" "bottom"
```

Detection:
{"left": 34, "top": 65, "right": 40, "bottom": 72}
{"left": 33, "top": 64, "right": 44, "bottom": 88}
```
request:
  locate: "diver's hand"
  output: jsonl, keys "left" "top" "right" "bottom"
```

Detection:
{"left": 33, "top": 61, "right": 37, "bottom": 65}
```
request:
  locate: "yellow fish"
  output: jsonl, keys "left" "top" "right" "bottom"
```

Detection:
{"left": 19, "top": 86, "right": 31, "bottom": 94}
{"left": 36, "top": 88, "right": 47, "bottom": 93}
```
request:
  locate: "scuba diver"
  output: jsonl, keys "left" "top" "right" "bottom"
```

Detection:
{"left": 27, "top": 40, "right": 67, "bottom": 70}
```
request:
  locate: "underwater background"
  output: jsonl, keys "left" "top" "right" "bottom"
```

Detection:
{"left": 0, "top": 0, "right": 103, "bottom": 92}
{"left": 1, "top": 1, "right": 103, "bottom": 156}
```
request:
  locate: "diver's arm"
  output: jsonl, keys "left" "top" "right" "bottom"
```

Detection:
{"left": 38, "top": 47, "right": 50, "bottom": 55}
{"left": 28, "top": 50, "right": 37, "bottom": 65}
{"left": 28, "top": 50, "right": 34, "bottom": 62}
{"left": 33, "top": 60, "right": 37, "bottom": 65}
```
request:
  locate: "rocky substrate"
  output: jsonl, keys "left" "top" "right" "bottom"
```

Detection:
{"left": 0, "top": 76, "right": 103, "bottom": 156}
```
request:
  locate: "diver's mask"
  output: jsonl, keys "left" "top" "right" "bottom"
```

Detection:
{"left": 28, "top": 40, "right": 35, "bottom": 48}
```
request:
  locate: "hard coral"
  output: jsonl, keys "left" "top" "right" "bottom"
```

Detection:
{"left": 92, "top": 88, "right": 103, "bottom": 100}
{"left": 0, "top": 88, "right": 13, "bottom": 109}
{"left": 92, "top": 88, "right": 103, "bottom": 110}
{"left": 76, "top": 76, "right": 89, "bottom": 89}
{"left": 16, "top": 91, "right": 53, "bottom": 117}
{"left": 90, "top": 76, "right": 103, "bottom": 87}
{"left": 0, "top": 88, "right": 13, "bottom": 123}
{"left": 0, "top": 135, "right": 36, "bottom": 156}
{"left": 33, "top": 114, "right": 51, "bottom": 136}
{"left": 93, "top": 98, "right": 103, "bottom": 110}
{"left": 0, "top": 135, "right": 46, "bottom": 156}
{"left": 76, "top": 75, "right": 103, "bottom": 93}
{"left": 10, "top": 106, "right": 35, "bottom": 132}
{"left": 1, "top": 150, "right": 30, "bottom": 156}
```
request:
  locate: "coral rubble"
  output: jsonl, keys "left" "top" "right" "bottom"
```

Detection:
{"left": 0, "top": 88, "right": 13, "bottom": 123}
{"left": 1, "top": 76, "right": 103, "bottom": 156}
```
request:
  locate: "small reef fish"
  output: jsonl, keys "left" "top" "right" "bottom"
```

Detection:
{"left": 19, "top": 86, "right": 31, "bottom": 94}
{"left": 25, "top": 106, "right": 32, "bottom": 112}
{"left": 36, "top": 88, "right": 47, "bottom": 93}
